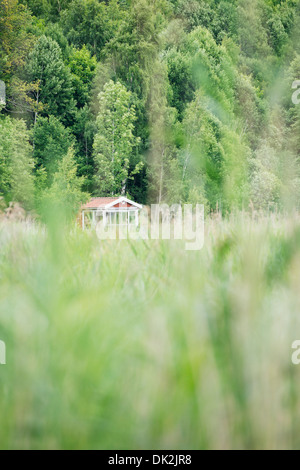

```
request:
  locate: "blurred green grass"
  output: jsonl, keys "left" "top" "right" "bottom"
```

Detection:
{"left": 1, "top": 213, "right": 300, "bottom": 449}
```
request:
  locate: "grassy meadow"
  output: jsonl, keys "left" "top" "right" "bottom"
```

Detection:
{"left": 1, "top": 212, "right": 300, "bottom": 450}
{"left": 2, "top": 0, "right": 300, "bottom": 452}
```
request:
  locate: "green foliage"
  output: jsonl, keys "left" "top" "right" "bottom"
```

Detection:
{"left": 32, "top": 115, "right": 74, "bottom": 182}
{"left": 67, "top": 46, "right": 97, "bottom": 108}
{"left": 99, "top": 0, "right": 171, "bottom": 148}
{"left": 238, "top": 0, "right": 272, "bottom": 60}
{"left": 176, "top": 0, "right": 238, "bottom": 43}
{"left": 44, "top": 23, "right": 71, "bottom": 60}
{"left": 165, "top": 48, "right": 195, "bottom": 119}
{"left": 40, "top": 146, "right": 89, "bottom": 222}
{"left": 181, "top": 92, "right": 225, "bottom": 208}
{"left": 181, "top": 87, "right": 250, "bottom": 210}
{"left": 0, "top": 0, "right": 34, "bottom": 82}
{"left": 147, "top": 60, "right": 179, "bottom": 204}
{"left": 19, "top": 0, "right": 51, "bottom": 18}
{"left": 0, "top": 116, "right": 34, "bottom": 208}
{"left": 234, "top": 73, "right": 266, "bottom": 149}
{"left": 60, "top": 0, "right": 122, "bottom": 59}
{"left": 26, "top": 35, "right": 76, "bottom": 125}
{"left": 249, "top": 149, "right": 282, "bottom": 209}
{"left": 71, "top": 105, "right": 96, "bottom": 193}
{"left": 93, "top": 80, "right": 141, "bottom": 196}
{"left": 20, "top": 0, "right": 74, "bottom": 20}
{"left": 165, "top": 26, "right": 237, "bottom": 121}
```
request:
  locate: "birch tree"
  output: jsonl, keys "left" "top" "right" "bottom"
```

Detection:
{"left": 93, "top": 80, "right": 141, "bottom": 196}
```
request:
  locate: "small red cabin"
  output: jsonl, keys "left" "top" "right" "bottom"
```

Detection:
{"left": 80, "top": 197, "right": 142, "bottom": 230}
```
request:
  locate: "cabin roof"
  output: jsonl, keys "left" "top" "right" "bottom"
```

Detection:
{"left": 82, "top": 197, "right": 142, "bottom": 210}
{"left": 82, "top": 198, "right": 119, "bottom": 209}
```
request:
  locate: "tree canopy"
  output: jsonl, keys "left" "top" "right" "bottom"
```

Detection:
{"left": 0, "top": 0, "right": 300, "bottom": 214}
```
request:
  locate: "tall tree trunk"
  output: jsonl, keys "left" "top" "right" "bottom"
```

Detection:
{"left": 121, "top": 179, "right": 127, "bottom": 196}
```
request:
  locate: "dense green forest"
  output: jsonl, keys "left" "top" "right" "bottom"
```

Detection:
{"left": 1, "top": 0, "right": 300, "bottom": 215}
